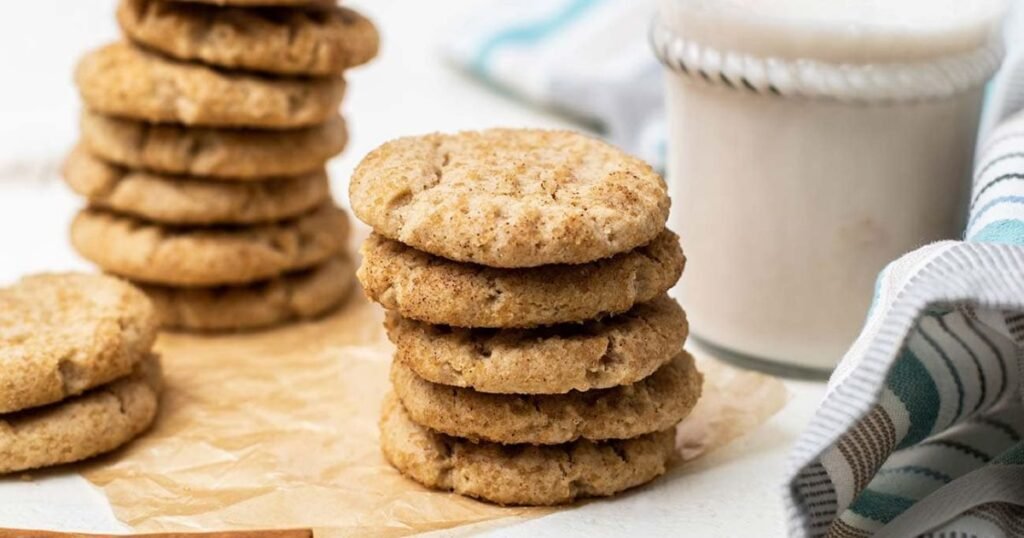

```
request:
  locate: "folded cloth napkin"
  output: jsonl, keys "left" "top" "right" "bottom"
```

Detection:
{"left": 784, "top": 105, "right": 1024, "bottom": 537}
{"left": 444, "top": 0, "right": 664, "bottom": 169}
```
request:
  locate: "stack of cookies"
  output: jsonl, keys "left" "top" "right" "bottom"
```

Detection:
{"left": 0, "top": 273, "right": 162, "bottom": 474}
{"left": 350, "top": 129, "right": 703, "bottom": 505}
{"left": 64, "top": 0, "right": 379, "bottom": 331}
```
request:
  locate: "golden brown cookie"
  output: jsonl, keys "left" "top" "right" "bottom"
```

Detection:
{"left": 349, "top": 129, "right": 669, "bottom": 267}
{"left": 141, "top": 254, "right": 355, "bottom": 331}
{"left": 0, "top": 273, "right": 157, "bottom": 415}
{"left": 63, "top": 146, "right": 329, "bottom": 225}
{"left": 80, "top": 110, "right": 348, "bottom": 179}
{"left": 387, "top": 295, "right": 687, "bottom": 394}
{"left": 380, "top": 394, "right": 676, "bottom": 505}
{"left": 173, "top": 0, "right": 335, "bottom": 5}
{"left": 76, "top": 41, "right": 346, "bottom": 128}
{"left": 119, "top": 0, "right": 379, "bottom": 76}
{"left": 0, "top": 355, "right": 162, "bottom": 475}
{"left": 359, "top": 230, "right": 684, "bottom": 328}
{"left": 391, "top": 352, "right": 702, "bottom": 445}
{"left": 70, "top": 204, "right": 349, "bottom": 287}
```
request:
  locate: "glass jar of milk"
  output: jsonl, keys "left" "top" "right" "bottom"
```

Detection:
{"left": 653, "top": 0, "right": 1007, "bottom": 377}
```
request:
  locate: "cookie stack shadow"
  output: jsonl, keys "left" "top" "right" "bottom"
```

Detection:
{"left": 63, "top": 0, "right": 379, "bottom": 331}
{"left": 0, "top": 274, "right": 162, "bottom": 474}
{"left": 350, "top": 129, "right": 704, "bottom": 505}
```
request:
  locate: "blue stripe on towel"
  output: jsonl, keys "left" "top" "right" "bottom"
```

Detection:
{"left": 471, "top": 0, "right": 605, "bottom": 77}
{"left": 968, "top": 195, "right": 1024, "bottom": 232}
{"left": 969, "top": 218, "right": 1024, "bottom": 245}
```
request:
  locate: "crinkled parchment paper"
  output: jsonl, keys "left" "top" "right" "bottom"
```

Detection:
{"left": 81, "top": 291, "right": 787, "bottom": 537}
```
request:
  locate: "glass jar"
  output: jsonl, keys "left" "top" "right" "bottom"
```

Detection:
{"left": 653, "top": 0, "right": 1007, "bottom": 377}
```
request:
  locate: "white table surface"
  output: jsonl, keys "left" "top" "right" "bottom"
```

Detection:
{"left": 0, "top": 1, "right": 827, "bottom": 536}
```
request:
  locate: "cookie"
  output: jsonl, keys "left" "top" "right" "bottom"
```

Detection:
{"left": 80, "top": 110, "right": 348, "bottom": 179}
{"left": 380, "top": 394, "right": 676, "bottom": 505}
{"left": 76, "top": 42, "right": 346, "bottom": 128}
{"left": 70, "top": 204, "right": 349, "bottom": 287}
{"left": 0, "top": 355, "right": 162, "bottom": 475}
{"left": 391, "top": 352, "right": 701, "bottom": 445}
{"left": 387, "top": 295, "right": 687, "bottom": 394}
{"left": 349, "top": 129, "right": 669, "bottom": 267}
{"left": 142, "top": 254, "right": 354, "bottom": 331}
{"left": 63, "top": 146, "right": 329, "bottom": 225}
{"left": 359, "top": 230, "right": 684, "bottom": 328}
{"left": 172, "top": 0, "right": 336, "bottom": 6}
{"left": 0, "top": 273, "right": 157, "bottom": 415}
{"left": 119, "top": 0, "right": 379, "bottom": 76}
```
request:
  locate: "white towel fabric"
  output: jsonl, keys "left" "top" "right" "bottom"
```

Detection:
{"left": 447, "top": 3, "right": 1024, "bottom": 537}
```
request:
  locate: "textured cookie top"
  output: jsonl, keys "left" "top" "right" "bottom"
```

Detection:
{"left": 80, "top": 110, "right": 348, "bottom": 179}
{"left": 380, "top": 394, "right": 677, "bottom": 506}
{"left": 119, "top": 0, "right": 379, "bottom": 76}
{"left": 0, "top": 273, "right": 157, "bottom": 414}
{"left": 392, "top": 351, "right": 702, "bottom": 445}
{"left": 387, "top": 295, "right": 688, "bottom": 394}
{"left": 76, "top": 41, "right": 346, "bottom": 128}
{"left": 142, "top": 254, "right": 355, "bottom": 331}
{"left": 359, "top": 229, "right": 684, "bottom": 328}
{"left": 350, "top": 129, "right": 669, "bottom": 267}
{"left": 63, "top": 145, "right": 330, "bottom": 225}
{"left": 71, "top": 204, "right": 350, "bottom": 287}
{"left": 0, "top": 354, "right": 162, "bottom": 474}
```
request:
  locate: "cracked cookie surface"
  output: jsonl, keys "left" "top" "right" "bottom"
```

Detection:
{"left": 142, "top": 254, "right": 354, "bottom": 331}
{"left": 0, "top": 355, "right": 162, "bottom": 474}
{"left": 359, "top": 230, "right": 685, "bottom": 328}
{"left": 64, "top": 145, "right": 330, "bottom": 225}
{"left": 380, "top": 394, "right": 677, "bottom": 505}
{"left": 71, "top": 203, "right": 349, "bottom": 286}
{"left": 391, "top": 351, "right": 702, "bottom": 445}
{"left": 76, "top": 41, "right": 346, "bottom": 128}
{"left": 80, "top": 110, "right": 347, "bottom": 179}
{"left": 119, "top": 0, "right": 379, "bottom": 76}
{"left": 387, "top": 295, "right": 687, "bottom": 394}
{"left": 0, "top": 273, "right": 157, "bottom": 414}
{"left": 349, "top": 129, "right": 670, "bottom": 267}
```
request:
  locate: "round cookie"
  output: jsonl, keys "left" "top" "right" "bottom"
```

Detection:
{"left": 71, "top": 204, "right": 349, "bottom": 287}
{"left": 0, "top": 273, "right": 157, "bottom": 415}
{"left": 387, "top": 295, "right": 688, "bottom": 394}
{"left": 80, "top": 110, "right": 348, "bottom": 179}
{"left": 119, "top": 0, "right": 379, "bottom": 76}
{"left": 349, "top": 129, "right": 670, "bottom": 268}
{"left": 0, "top": 355, "right": 162, "bottom": 475}
{"left": 142, "top": 254, "right": 355, "bottom": 331}
{"left": 63, "top": 146, "right": 329, "bottom": 225}
{"left": 391, "top": 352, "right": 702, "bottom": 445}
{"left": 360, "top": 230, "right": 684, "bottom": 328}
{"left": 380, "top": 394, "right": 676, "bottom": 505}
{"left": 76, "top": 41, "right": 346, "bottom": 128}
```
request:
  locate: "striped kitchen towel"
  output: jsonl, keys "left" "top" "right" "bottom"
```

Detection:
{"left": 443, "top": 0, "right": 665, "bottom": 169}
{"left": 784, "top": 110, "right": 1024, "bottom": 535}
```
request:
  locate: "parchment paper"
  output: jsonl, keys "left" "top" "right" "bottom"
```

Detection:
{"left": 81, "top": 291, "right": 787, "bottom": 537}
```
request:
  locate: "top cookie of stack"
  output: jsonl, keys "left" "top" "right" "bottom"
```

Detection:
{"left": 351, "top": 129, "right": 701, "bottom": 505}
{"left": 66, "top": 0, "right": 379, "bottom": 332}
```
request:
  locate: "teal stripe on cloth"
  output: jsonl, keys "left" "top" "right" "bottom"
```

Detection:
{"left": 470, "top": 0, "right": 605, "bottom": 77}
{"left": 970, "top": 218, "right": 1024, "bottom": 245}
{"left": 968, "top": 195, "right": 1024, "bottom": 230}
{"left": 992, "top": 442, "right": 1024, "bottom": 464}
{"left": 918, "top": 328, "right": 966, "bottom": 422}
{"left": 888, "top": 348, "right": 941, "bottom": 449}
{"left": 849, "top": 490, "right": 919, "bottom": 524}
{"left": 877, "top": 466, "right": 953, "bottom": 484}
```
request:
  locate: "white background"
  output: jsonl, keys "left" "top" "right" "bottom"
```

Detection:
{"left": 0, "top": 1, "right": 825, "bottom": 536}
